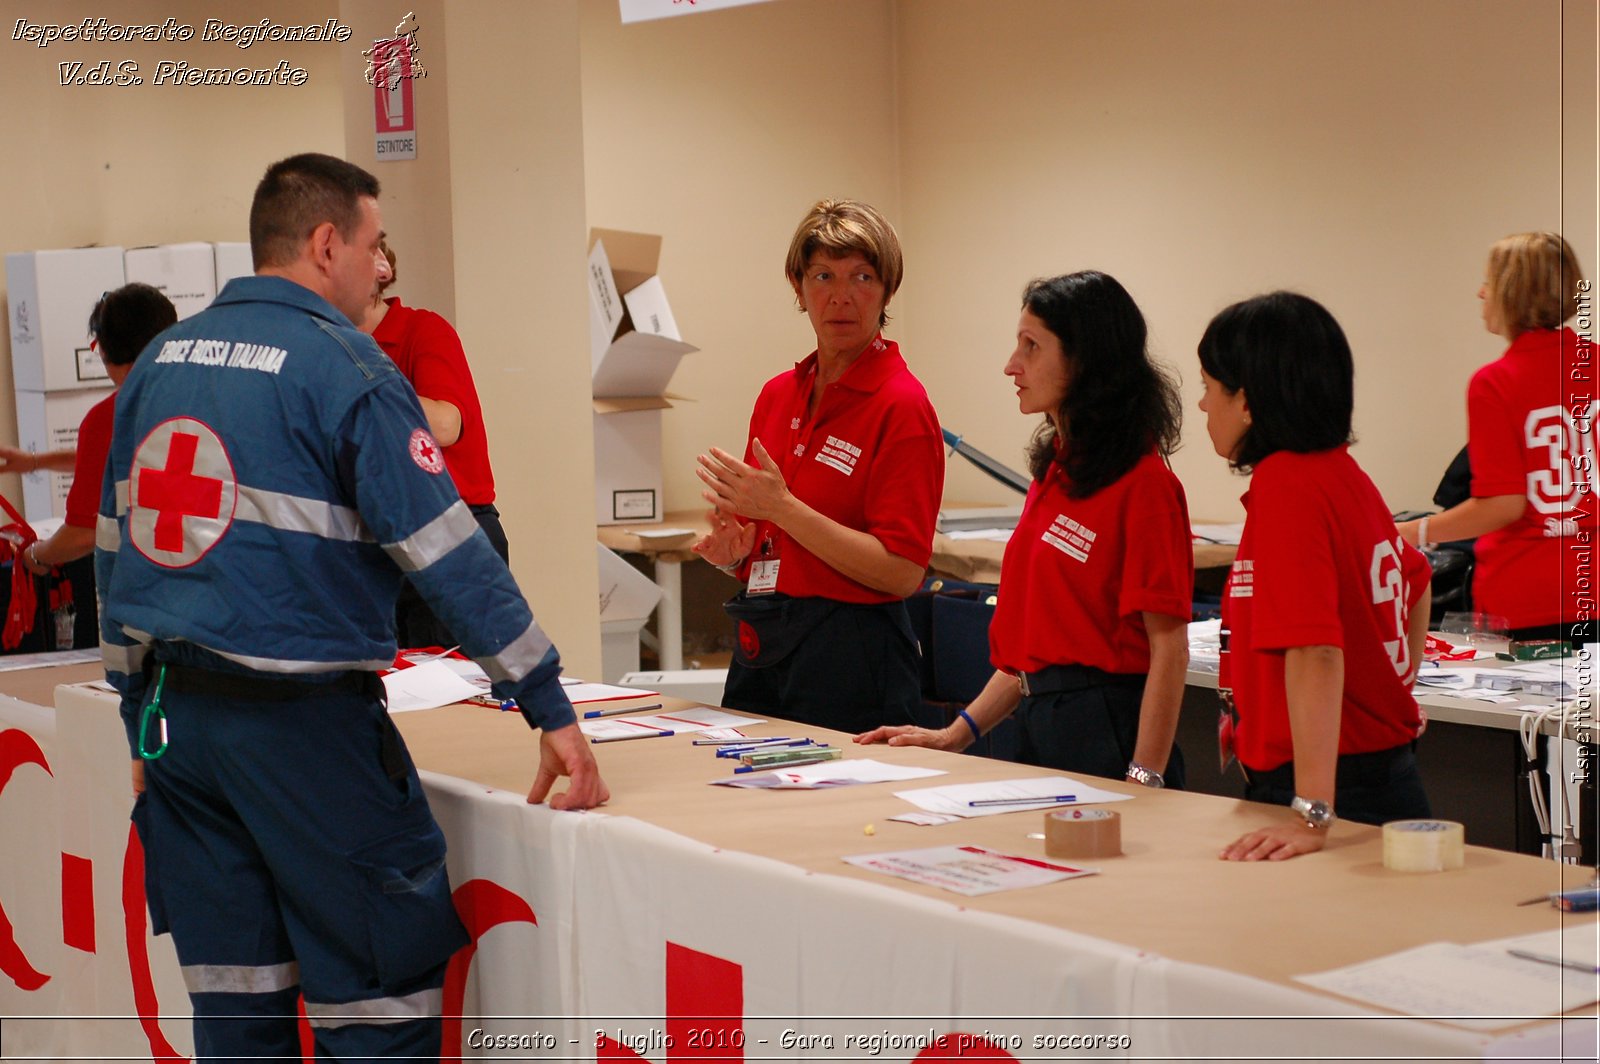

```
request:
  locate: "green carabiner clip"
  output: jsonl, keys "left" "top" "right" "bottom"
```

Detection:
{"left": 138, "top": 663, "right": 169, "bottom": 761}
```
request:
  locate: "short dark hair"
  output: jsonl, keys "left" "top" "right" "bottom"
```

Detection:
{"left": 249, "top": 153, "right": 380, "bottom": 270}
{"left": 1022, "top": 271, "right": 1181, "bottom": 496}
{"left": 88, "top": 283, "right": 177, "bottom": 366}
{"left": 1197, "top": 291, "right": 1353, "bottom": 472}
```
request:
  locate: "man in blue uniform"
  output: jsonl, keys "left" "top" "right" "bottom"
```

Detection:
{"left": 97, "top": 153, "right": 608, "bottom": 1062}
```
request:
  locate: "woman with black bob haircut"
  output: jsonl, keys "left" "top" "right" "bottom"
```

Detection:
{"left": 1199, "top": 292, "right": 1432, "bottom": 861}
{"left": 860, "top": 271, "right": 1192, "bottom": 790}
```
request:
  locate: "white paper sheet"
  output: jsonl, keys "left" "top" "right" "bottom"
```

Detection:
{"left": 580, "top": 706, "right": 763, "bottom": 738}
{"left": 563, "top": 682, "right": 660, "bottom": 704}
{"left": 893, "top": 776, "right": 1133, "bottom": 818}
{"left": 711, "top": 758, "right": 946, "bottom": 789}
{"left": 1295, "top": 940, "right": 1600, "bottom": 1029}
{"left": 1487, "top": 922, "right": 1600, "bottom": 973}
{"left": 1191, "top": 523, "right": 1245, "bottom": 544}
{"left": 943, "top": 528, "right": 1013, "bottom": 542}
{"left": 843, "top": 844, "right": 1097, "bottom": 896}
{"left": 382, "top": 659, "right": 485, "bottom": 714}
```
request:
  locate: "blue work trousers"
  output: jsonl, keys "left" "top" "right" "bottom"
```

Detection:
{"left": 130, "top": 672, "right": 469, "bottom": 1062}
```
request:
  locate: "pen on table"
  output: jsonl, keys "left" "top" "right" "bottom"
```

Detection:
{"left": 693, "top": 736, "right": 797, "bottom": 746}
{"left": 590, "top": 730, "right": 674, "bottom": 744}
{"left": 716, "top": 739, "right": 817, "bottom": 757}
{"left": 1506, "top": 948, "right": 1600, "bottom": 975}
{"left": 582, "top": 703, "right": 664, "bottom": 719}
{"left": 966, "top": 795, "right": 1077, "bottom": 807}
{"left": 733, "top": 755, "right": 836, "bottom": 774}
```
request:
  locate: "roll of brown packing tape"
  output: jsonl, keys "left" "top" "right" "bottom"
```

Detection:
{"left": 1044, "top": 808, "right": 1121, "bottom": 859}
{"left": 1382, "top": 819, "right": 1465, "bottom": 872}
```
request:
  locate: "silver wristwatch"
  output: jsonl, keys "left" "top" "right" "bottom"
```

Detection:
{"left": 1290, "top": 796, "right": 1336, "bottom": 830}
{"left": 1125, "top": 761, "right": 1164, "bottom": 788}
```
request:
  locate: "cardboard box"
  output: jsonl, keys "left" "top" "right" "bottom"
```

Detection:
{"left": 13, "top": 387, "right": 112, "bottom": 521}
{"left": 597, "top": 543, "right": 662, "bottom": 622}
{"left": 212, "top": 242, "right": 253, "bottom": 291}
{"left": 597, "top": 543, "right": 662, "bottom": 680}
{"left": 124, "top": 243, "right": 217, "bottom": 320}
{"left": 587, "top": 229, "right": 698, "bottom": 397}
{"left": 6, "top": 247, "right": 126, "bottom": 392}
{"left": 593, "top": 398, "right": 668, "bottom": 524}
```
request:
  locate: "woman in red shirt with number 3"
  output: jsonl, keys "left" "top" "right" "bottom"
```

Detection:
{"left": 1200, "top": 292, "right": 1432, "bottom": 860}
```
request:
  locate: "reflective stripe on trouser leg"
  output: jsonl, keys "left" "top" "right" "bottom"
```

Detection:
{"left": 135, "top": 680, "right": 466, "bottom": 1063}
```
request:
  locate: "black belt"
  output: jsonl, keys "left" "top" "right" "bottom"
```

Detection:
{"left": 1242, "top": 741, "right": 1416, "bottom": 788}
{"left": 152, "top": 661, "right": 381, "bottom": 702}
{"left": 1015, "top": 664, "right": 1144, "bottom": 697}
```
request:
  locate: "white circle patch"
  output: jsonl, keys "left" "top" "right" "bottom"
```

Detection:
{"left": 128, "top": 417, "right": 238, "bottom": 569}
{"left": 409, "top": 428, "right": 445, "bottom": 474}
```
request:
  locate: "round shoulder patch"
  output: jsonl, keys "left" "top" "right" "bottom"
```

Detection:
{"left": 409, "top": 428, "right": 445, "bottom": 474}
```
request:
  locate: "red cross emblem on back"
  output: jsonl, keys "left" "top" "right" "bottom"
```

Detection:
{"left": 129, "top": 418, "right": 237, "bottom": 568}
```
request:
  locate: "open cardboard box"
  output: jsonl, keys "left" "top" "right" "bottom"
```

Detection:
{"left": 588, "top": 228, "right": 699, "bottom": 524}
{"left": 588, "top": 228, "right": 698, "bottom": 396}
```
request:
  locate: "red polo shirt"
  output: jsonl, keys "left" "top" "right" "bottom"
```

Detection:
{"left": 1224, "top": 446, "right": 1429, "bottom": 772}
{"left": 989, "top": 451, "right": 1192, "bottom": 675}
{"left": 64, "top": 391, "right": 116, "bottom": 529}
{"left": 1468, "top": 327, "right": 1597, "bottom": 628}
{"left": 370, "top": 297, "right": 495, "bottom": 506}
{"left": 737, "top": 336, "right": 943, "bottom": 603}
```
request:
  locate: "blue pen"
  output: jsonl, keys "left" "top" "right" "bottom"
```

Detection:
{"left": 590, "top": 730, "right": 674, "bottom": 744}
{"left": 966, "top": 794, "right": 1076, "bottom": 807}
{"left": 693, "top": 736, "right": 796, "bottom": 746}
{"left": 582, "top": 703, "right": 664, "bottom": 719}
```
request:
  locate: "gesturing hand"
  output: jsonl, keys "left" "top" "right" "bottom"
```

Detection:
{"left": 691, "top": 507, "right": 757, "bottom": 569}
{"left": 695, "top": 440, "right": 791, "bottom": 521}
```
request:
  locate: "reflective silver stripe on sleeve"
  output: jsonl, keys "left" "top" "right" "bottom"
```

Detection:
{"left": 304, "top": 987, "right": 441, "bottom": 1027}
{"left": 234, "top": 484, "right": 372, "bottom": 543}
{"left": 181, "top": 961, "right": 300, "bottom": 995}
{"left": 96, "top": 514, "right": 121, "bottom": 553}
{"left": 114, "top": 479, "right": 129, "bottom": 516}
{"left": 477, "top": 619, "right": 554, "bottom": 685}
{"left": 101, "top": 639, "right": 150, "bottom": 677}
{"left": 382, "top": 500, "right": 478, "bottom": 574}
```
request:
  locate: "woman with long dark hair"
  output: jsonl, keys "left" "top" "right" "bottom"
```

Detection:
{"left": 859, "top": 271, "right": 1190, "bottom": 789}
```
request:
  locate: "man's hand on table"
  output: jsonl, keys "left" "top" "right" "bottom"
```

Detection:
{"left": 529, "top": 723, "right": 610, "bottom": 811}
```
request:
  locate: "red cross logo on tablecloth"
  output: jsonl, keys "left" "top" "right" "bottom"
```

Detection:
{"left": 129, "top": 418, "right": 237, "bottom": 568}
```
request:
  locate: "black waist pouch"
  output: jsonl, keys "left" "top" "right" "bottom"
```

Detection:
{"left": 723, "top": 592, "right": 842, "bottom": 669}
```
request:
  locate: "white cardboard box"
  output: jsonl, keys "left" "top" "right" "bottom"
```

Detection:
{"left": 212, "top": 242, "right": 253, "bottom": 291}
{"left": 587, "top": 229, "right": 698, "bottom": 398}
{"left": 13, "top": 387, "right": 112, "bottom": 521}
{"left": 597, "top": 543, "right": 663, "bottom": 622}
{"left": 593, "top": 399, "right": 668, "bottom": 524}
{"left": 6, "top": 247, "right": 125, "bottom": 392}
{"left": 124, "top": 243, "right": 217, "bottom": 321}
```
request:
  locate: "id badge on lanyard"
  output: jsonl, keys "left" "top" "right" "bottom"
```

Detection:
{"left": 747, "top": 533, "right": 780, "bottom": 595}
{"left": 1216, "top": 625, "right": 1238, "bottom": 775}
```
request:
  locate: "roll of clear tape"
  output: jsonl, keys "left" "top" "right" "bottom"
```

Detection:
{"left": 1044, "top": 808, "right": 1121, "bottom": 859}
{"left": 1382, "top": 819, "right": 1465, "bottom": 872}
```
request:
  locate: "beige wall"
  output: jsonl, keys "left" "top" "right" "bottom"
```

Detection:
{"left": 578, "top": 0, "right": 901, "bottom": 512}
{"left": 0, "top": 0, "right": 344, "bottom": 497}
{"left": 578, "top": 0, "right": 1598, "bottom": 524}
{"left": 894, "top": 0, "right": 1599, "bottom": 520}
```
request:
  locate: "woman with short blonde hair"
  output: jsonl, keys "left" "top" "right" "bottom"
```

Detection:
{"left": 1398, "top": 232, "right": 1593, "bottom": 642}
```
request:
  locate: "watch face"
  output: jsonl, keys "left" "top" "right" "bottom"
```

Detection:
{"left": 1293, "top": 797, "right": 1334, "bottom": 828}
